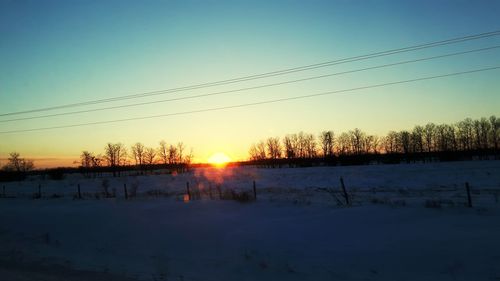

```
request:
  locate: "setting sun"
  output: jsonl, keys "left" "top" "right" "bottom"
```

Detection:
{"left": 207, "top": 152, "right": 231, "bottom": 167}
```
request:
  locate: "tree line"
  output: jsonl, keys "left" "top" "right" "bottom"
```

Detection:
{"left": 248, "top": 115, "right": 499, "bottom": 166}
{"left": 79, "top": 140, "right": 193, "bottom": 177}
{"left": 0, "top": 152, "right": 35, "bottom": 181}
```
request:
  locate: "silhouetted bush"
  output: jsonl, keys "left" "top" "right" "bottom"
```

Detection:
{"left": 221, "top": 189, "right": 253, "bottom": 203}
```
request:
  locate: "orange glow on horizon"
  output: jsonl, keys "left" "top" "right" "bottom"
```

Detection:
{"left": 207, "top": 152, "right": 231, "bottom": 167}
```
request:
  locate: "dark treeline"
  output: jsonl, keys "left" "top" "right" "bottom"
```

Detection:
{"left": 1, "top": 116, "right": 498, "bottom": 181}
{"left": 0, "top": 152, "right": 35, "bottom": 181}
{"left": 247, "top": 116, "right": 500, "bottom": 167}
{"left": 0, "top": 140, "right": 194, "bottom": 182}
{"left": 79, "top": 140, "right": 194, "bottom": 177}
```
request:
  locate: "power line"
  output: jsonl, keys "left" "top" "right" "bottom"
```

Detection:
{"left": 1, "top": 65, "right": 498, "bottom": 134}
{"left": 1, "top": 29, "right": 500, "bottom": 117}
{"left": 1, "top": 45, "right": 499, "bottom": 123}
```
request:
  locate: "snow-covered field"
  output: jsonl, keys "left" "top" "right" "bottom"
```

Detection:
{"left": 1, "top": 161, "right": 500, "bottom": 280}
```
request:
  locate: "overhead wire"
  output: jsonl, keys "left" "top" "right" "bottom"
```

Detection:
{"left": 1, "top": 45, "right": 499, "bottom": 123}
{"left": 1, "top": 29, "right": 500, "bottom": 117}
{"left": 1, "top": 65, "right": 498, "bottom": 134}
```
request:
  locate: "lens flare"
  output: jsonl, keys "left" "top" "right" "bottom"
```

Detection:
{"left": 207, "top": 152, "right": 231, "bottom": 167}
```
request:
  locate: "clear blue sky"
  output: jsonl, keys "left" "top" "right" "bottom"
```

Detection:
{"left": 1, "top": 0, "right": 499, "bottom": 167}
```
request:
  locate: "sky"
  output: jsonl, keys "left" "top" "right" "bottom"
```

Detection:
{"left": 1, "top": 0, "right": 499, "bottom": 168}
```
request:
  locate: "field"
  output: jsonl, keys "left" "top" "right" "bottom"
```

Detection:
{"left": 1, "top": 160, "right": 500, "bottom": 281}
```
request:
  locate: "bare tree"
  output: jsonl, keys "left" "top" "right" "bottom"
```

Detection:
{"left": 320, "top": 131, "right": 334, "bottom": 158}
{"left": 423, "top": 123, "right": 436, "bottom": 152}
{"left": 266, "top": 137, "right": 282, "bottom": 160}
{"left": 399, "top": 131, "right": 411, "bottom": 154}
{"left": 479, "top": 117, "right": 491, "bottom": 150}
{"left": 383, "top": 131, "right": 400, "bottom": 154}
{"left": 131, "top": 142, "right": 145, "bottom": 166}
{"left": 2, "top": 152, "right": 34, "bottom": 172}
{"left": 283, "top": 135, "right": 296, "bottom": 159}
{"left": 296, "top": 132, "right": 307, "bottom": 158}
{"left": 158, "top": 140, "right": 169, "bottom": 165}
{"left": 457, "top": 118, "right": 474, "bottom": 151}
{"left": 411, "top": 125, "right": 424, "bottom": 153}
{"left": 434, "top": 124, "right": 457, "bottom": 152}
{"left": 363, "top": 135, "right": 377, "bottom": 154}
{"left": 177, "top": 142, "right": 185, "bottom": 164}
{"left": 104, "top": 143, "right": 127, "bottom": 176}
{"left": 256, "top": 141, "right": 267, "bottom": 160}
{"left": 168, "top": 144, "right": 178, "bottom": 164}
{"left": 349, "top": 128, "right": 366, "bottom": 154}
{"left": 249, "top": 142, "right": 267, "bottom": 161}
{"left": 184, "top": 148, "right": 194, "bottom": 166}
{"left": 337, "top": 132, "right": 351, "bottom": 155}
{"left": 144, "top": 147, "right": 156, "bottom": 165}
{"left": 305, "top": 133, "right": 317, "bottom": 158}
{"left": 80, "top": 151, "right": 94, "bottom": 168}
{"left": 92, "top": 155, "right": 103, "bottom": 168}
{"left": 490, "top": 115, "right": 499, "bottom": 151}
{"left": 80, "top": 151, "right": 101, "bottom": 177}
{"left": 249, "top": 143, "right": 260, "bottom": 161}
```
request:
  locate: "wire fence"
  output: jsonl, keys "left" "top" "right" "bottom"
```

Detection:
{"left": 1, "top": 178, "right": 499, "bottom": 209}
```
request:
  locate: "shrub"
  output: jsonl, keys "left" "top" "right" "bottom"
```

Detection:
{"left": 221, "top": 189, "right": 253, "bottom": 203}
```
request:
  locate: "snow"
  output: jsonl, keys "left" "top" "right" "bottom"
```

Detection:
{"left": 1, "top": 160, "right": 500, "bottom": 280}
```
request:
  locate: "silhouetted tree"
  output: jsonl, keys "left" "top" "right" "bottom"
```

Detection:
{"left": 266, "top": 137, "right": 282, "bottom": 160}
{"left": 305, "top": 133, "right": 317, "bottom": 158}
{"left": 411, "top": 125, "right": 424, "bottom": 153}
{"left": 349, "top": 129, "right": 366, "bottom": 155}
{"left": 283, "top": 135, "right": 296, "bottom": 159}
{"left": 131, "top": 142, "right": 145, "bottom": 166}
{"left": 177, "top": 142, "right": 185, "bottom": 164}
{"left": 479, "top": 117, "right": 491, "bottom": 150}
{"left": 104, "top": 143, "right": 127, "bottom": 176}
{"left": 184, "top": 148, "right": 194, "bottom": 166}
{"left": 399, "top": 131, "right": 411, "bottom": 154}
{"left": 247, "top": 115, "right": 499, "bottom": 164}
{"left": 320, "top": 131, "right": 334, "bottom": 158}
{"left": 337, "top": 132, "right": 351, "bottom": 155}
{"left": 490, "top": 115, "right": 499, "bottom": 151}
{"left": 383, "top": 131, "right": 399, "bottom": 154}
{"left": 79, "top": 151, "right": 101, "bottom": 177}
{"left": 423, "top": 123, "right": 436, "bottom": 152}
{"left": 2, "top": 152, "right": 34, "bottom": 172}
{"left": 168, "top": 144, "right": 178, "bottom": 164}
{"left": 363, "top": 135, "right": 377, "bottom": 154}
{"left": 158, "top": 140, "right": 169, "bottom": 165}
{"left": 144, "top": 147, "right": 156, "bottom": 165}
{"left": 80, "top": 151, "right": 94, "bottom": 169}
{"left": 92, "top": 155, "right": 103, "bottom": 168}
{"left": 457, "top": 118, "right": 474, "bottom": 151}
{"left": 248, "top": 143, "right": 260, "bottom": 161}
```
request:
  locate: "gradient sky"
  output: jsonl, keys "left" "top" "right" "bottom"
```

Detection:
{"left": 1, "top": 0, "right": 500, "bottom": 167}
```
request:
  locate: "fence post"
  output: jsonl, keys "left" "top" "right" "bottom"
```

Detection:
{"left": 38, "top": 184, "right": 42, "bottom": 199}
{"left": 186, "top": 182, "right": 191, "bottom": 201}
{"left": 253, "top": 180, "right": 257, "bottom": 201}
{"left": 2, "top": 186, "right": 5, "bottom": 198}
{"left": 124, "top": 184, "right": 128, "bottom": 200}
{"left": 77, "top": 184, "right": 82, "bottom": 199}
{"left": 465, "top": 182, "right": 472, "bottom": 208}
{"left": 340, "top": 177, "right": 349, "bottom": 206}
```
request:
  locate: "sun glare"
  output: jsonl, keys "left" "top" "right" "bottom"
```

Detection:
{"left": 207, "top": 152, "right": 231, "bottom": 167}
